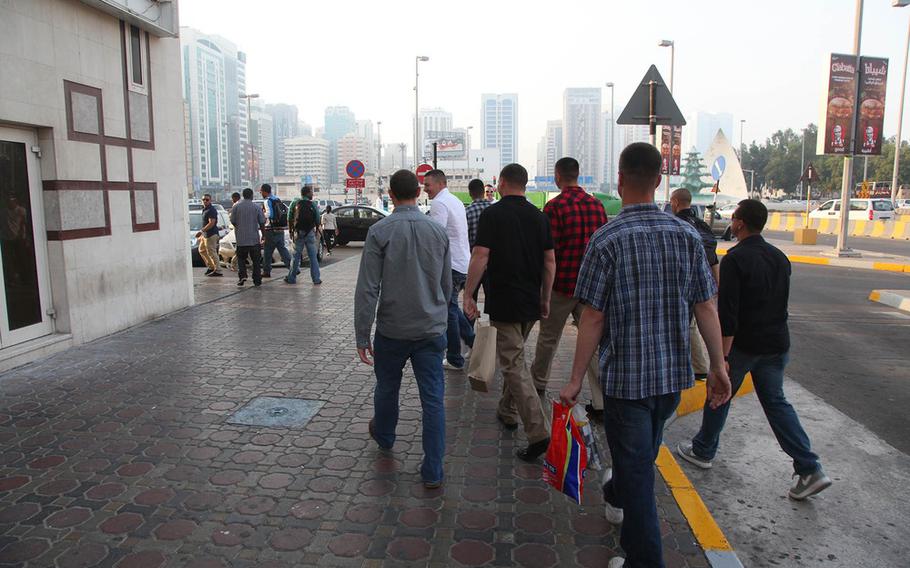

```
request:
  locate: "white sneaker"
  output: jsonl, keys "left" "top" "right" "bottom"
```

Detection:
{"left": 676, "top": 442, "right": 713, "bottom": 469}
{"left": 602, "top": 468, "right": 624, "bottom": 525}
{"left": 442, "top": 360, "right": 465, "bottom": 371}
{"left": 464, "top": 347, "right": 472, "bottom": 360}
{"left": 608, "top": 557, "right": 625, "bottom": 568}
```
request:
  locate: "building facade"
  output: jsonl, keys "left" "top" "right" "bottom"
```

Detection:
{"left": 250, "top": 99, "right": 274, "bottom": 183}
{"left": 283, "top": 136, "right": 330, "bottom": 188}
{"left": 266, "top": 103, "right": 299, "bottom": 177}
{"left": 481, "top": 94, "right": 518, "bottom": 166}
{"left": 180, "top": 27, "right": 247, "bottom": 197}
{"left": 563, "top": 88, "right": 602, "bottom": 187}
{"left": 418, "top": 108, "right": 453, "bottom": 164}
{"left": 0, "top": 0, "right": 191, "bottom": 370}
{"left": 687, "top": 111, "right": 734, "bottom": 156}
{"left": 324, "top": 106, "right": 356, "bottom": 184}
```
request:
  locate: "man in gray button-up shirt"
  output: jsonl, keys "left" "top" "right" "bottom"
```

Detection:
{"left": 354, "top": 169, "right": 451, "bottom": 488}
{"left": 229, "top": 188, "right": 265, "bottom": 286}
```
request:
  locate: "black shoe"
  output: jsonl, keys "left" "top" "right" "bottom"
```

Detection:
{"left": 262, "top": 273, "right": 271, "bottom": 278}
{"left": 313, "top": 280, "right": 322, "bottom": 285}
{"left": 585, "top": 404, "right": 604, "bottom": 423}
{"left": 496, "top": 414, "right": 518, "bottom": 431}
{"left": 368, "top": 419, "right": 392, "bottom": 451}
{"left": 283, "top": 276, "right": 295, "bottom": 284}
{"left": 210, "top": 272, "right": 224, "bottom": 277}
{"left": 516, "top": 438, "right": 550, "bottom": 463}
{"left": 237, "top": 278, "right": 246, "bottom": 287}
{"left": 253, "top": 282, "right": 262, "bottom": 287}
{"left": 204, "top": 268, "right": 214, "bottom": 276}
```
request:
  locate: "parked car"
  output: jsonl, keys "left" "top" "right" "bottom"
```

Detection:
{"left": 896, "top": 198, "right": 910, "bottom": 210}
{"left": 660, "top": 203, "right": 733, "bottom": 241}
{"left": 315, "top": 199, "right": 343, "bottom": 211}
{"left": 333, "top": 205, "right": 388, "bottom": 245}
{"left": 188, "top": 208, "right": 230, "bottom": 267}
{"left": 809, "top": 198, "right": 895, "bottom": 221}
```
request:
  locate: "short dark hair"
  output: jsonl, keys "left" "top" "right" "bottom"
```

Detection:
{"left": 499, "top": 163, "right": 528, "bottom": 189}
{"left": 554, "top": 157, "right": 579, "bottom": 180}
{"left": 301, "top": 184, "right": 313, "bottom": 198}
{"left": 231, "top": 191, "right": 241, "bottom": 201}
{"left": 736, "top": 199, "right": 768, "bottom": 232}
{"left": 202, "top": 193, "right": 212, "bottom": 200}
{"left": 619, "top": 142, "right": 662, "bottom": 189}
{"left": 325, "top": 205, "right": 332, "bottom": 213}
{"left": 468, "top": 179, "right": 485, "bottom": 199}
{"left": 424, "top": 169, "right": 446, "bottom": 185}
{"left": 242, "top": 187, "right": 253, "bottom": 199}
{"left": 389, "top": 169, "right": 419, "bottom": 200}
{"left": 671, "top": 188, "right": 692, "bottom": 205}
{"left": 260, "top": 183, "right": 272, "bottom": 194}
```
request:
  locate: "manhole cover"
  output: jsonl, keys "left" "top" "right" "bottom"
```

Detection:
{"left": 227, "top": 397, "right": 324, "bottom": 428}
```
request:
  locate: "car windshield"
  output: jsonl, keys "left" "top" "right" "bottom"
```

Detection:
{"left": 188, "top": 211, "right": 203, "bottom": 231}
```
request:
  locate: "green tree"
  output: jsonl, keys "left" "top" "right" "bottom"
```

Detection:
{"left": 680, "top": 149, "right": 711, "bottom": 192}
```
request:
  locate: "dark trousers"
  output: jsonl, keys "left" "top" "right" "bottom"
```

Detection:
{"left": 323, "top": 229, "right": 336, "bottom": 252}
{"left": 603, "top": 392, "right": 681, "bottom": 568}
{"left": 236, "top": 245, "right": 262, "bottom": 285}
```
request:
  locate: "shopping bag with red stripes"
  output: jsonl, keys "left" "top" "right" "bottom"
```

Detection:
{"left": 542, "top": 401, "right": 588, "bottom": 503}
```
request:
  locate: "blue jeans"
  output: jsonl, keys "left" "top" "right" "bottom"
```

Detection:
{"left": 262, "top": 230, "right": 291, "bottom": 275}
{"left": 373, "top": 333, "right": 446, "bottom": 484}
{"left": 446, "top": 271, "right": 475, "bottom": 367}
{"left": 692, "top": 348, "right": 820, "bottom": 476}
{"left": 603, "top": 393, "right": 680, "bottom": 568}
{"left": 287, "top": 231, "right": 321, "bottom": 284}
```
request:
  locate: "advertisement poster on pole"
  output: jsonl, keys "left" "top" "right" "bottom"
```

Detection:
{"left": 817, "top": 53, "right": 858, "bottom": 155}
{"left": 853, "top": 56, "right": 888, "bottom": 156}
{"left": 424, "top": 131, "right": 466, "bottom": 159}
{"left": 660, "top": 126, "right": 682, "bottom": 175}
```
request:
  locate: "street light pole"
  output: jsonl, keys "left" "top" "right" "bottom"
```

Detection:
{"left": 659, "top": 40, "right": 675, "bottom": 202}
{"left": 835, "top": 0, "right": 863, "bottom": 257}
{"left": 240, "top": 93, "right": 260, "bottom": 185}
{"left": 414, "top": 56, "right": 429, "bottom": 169}
{"left": 606, "top": 82, "right": 615, "bottom": 194}
{"left": 892, "top": 12, "right": 910, "bottom": 202}
{"left": 466, "top": 125, "right": 474, "bottom": 178}
{"left": 377, "top": 121, "right": 382, "bottom": 195}
{"left": 739, "top": 119, "right": 746, "bottom": 161}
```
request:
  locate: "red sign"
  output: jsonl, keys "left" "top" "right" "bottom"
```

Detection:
{"left": 416, "top": 163, "right": 433, "bottom": 184}
{"left": 345, "top": 178, "right": 365, "bottom": 189}
{"left": 854, "top": 56, "right": 888, "bottom": 156}
{"left": 346, "top": 160, "right": 365, "bottom": 179}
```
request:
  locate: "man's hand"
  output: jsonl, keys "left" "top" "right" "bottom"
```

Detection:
{"left": 464, "top": 295, "right": 480, "bottom": 321}
{"left": 357, "top": 343, "right": 374, "bottom": 366}
{"left": 559, "top": 378, "right": 583, "bottom": 406}
{"left": 540, "top": 299, "right": 550, "bottom": 319}
{"left": 705, "top": 364, "right": 732, "bottom": 409}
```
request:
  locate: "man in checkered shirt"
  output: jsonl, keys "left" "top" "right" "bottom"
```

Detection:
{"left": 560, "top": 143, "right": 731, "bottom": 568}
{"left": 530, "top": 157, "right": 608, "bottom": 421}
{"left": 464, "top": 179, "right": 492, "bottom": 248}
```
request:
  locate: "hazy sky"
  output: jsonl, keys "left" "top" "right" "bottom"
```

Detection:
{"left": 180, "top": 0, "right": 910, "bottom": 174}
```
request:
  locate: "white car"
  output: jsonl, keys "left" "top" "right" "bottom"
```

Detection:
{"left": 809, "top": 198, "right": 895, "bottom": 221}
{"left": 896, "top": 199, "right": 910, "bottom": 211}
{"left": 717, "top": 203, "right": 738, "bottom": 220}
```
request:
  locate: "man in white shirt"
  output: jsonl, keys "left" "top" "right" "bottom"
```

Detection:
{"left": 424, "top": 169, "right": 475, "bottom": 370}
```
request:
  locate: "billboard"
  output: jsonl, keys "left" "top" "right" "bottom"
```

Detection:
{"left": 660, "top": 126, "right": 682, "bottom": 175}
{"left": 818, "top": 53, "right": 858, "bottom": 155}
{"left": 854, "top": 56, "right": 888, "bottom": 156}
{"left": 425, "top": 130, "right": 466, "bottom": 159}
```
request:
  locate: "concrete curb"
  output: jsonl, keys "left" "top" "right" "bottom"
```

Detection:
{"left": 718, "top": 249, "right": 910, "bottom": 273}
{"left": 869, "top": 289, "right": 910, "bottom": 313}
{"left": 764, "top": 212, "right": 910, "bottom": 240}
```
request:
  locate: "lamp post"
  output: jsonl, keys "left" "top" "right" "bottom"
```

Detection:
{"left": 658, "top": 40, "right": 674, "bottom": 201}
{"left": 606, "top": 82, "right": 615, "bottom": 194}
{"left": 377, "top": 121, "right": 382, "bottom": 195}
{"left": 239, "top": 93, "right": 259, "bottom": 185}
{"left": 835, "top": 0, "right": 863, "bottom": 257}
{"left": 739, "top": 119, "right": 746, "bottom": 161}
{"left": 414, "top": 56, "right": 430, "bottom": 168}
{"left": 466, "top": 125, "right": 474, "bottom": 178}
{"left": 892, "top": 7, "right": 910, "bottom": 202}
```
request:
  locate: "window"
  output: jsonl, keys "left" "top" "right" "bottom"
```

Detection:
{"left": 818, "top": 201, "right": 833, "bottom": 211}
{"left": 849, "top": 200, "right": 867, "bottom": 211}
{"left": 873, "top": 200, "right": 893, "bottom": 211}
{"left": 126, "top": 24, "right": 148, "bottom": 94}
{"left": 336, "top": 208, "right": 355, "bottom": 218}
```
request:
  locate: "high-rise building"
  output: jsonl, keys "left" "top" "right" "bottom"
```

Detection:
{"left": 418, "top": 108, "right": 453, "bottom": 163}
{"left": 265, "top": 103, "right": 299, "bottom": 176}
{"left": 687, "top": 111, "right": 734, "bottom": 156}
{"left": 299, "top": 121, "right": 313, "bottom": 137}
{"left": 336, "top": 133, "right": 370, "bottom": 182}
{"left": 283, "top": 136, "right": 331, "bottom": 188}
{"left": 324, "top": 106, "right": 356, "bottom": 183}
{"left": 181, "top": 27, "right": 248, "bottom": 192}
{"left": 563, "top": 88, "right": 602, "bottom": 186}
{"left": 356, "top": 120, "right": 374, "bottom": 171}
{"left": 250, "top": 99, "right": 274, "bottom": 183}
{"left": 603, "top": 112, "right": 617, "bottom": 191}
{"left": 481, "top": 94, "right": 518, "bottom": 166}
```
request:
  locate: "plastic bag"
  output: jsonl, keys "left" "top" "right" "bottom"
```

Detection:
{"left": 571, "top": 405, "right": 605, "bottom": 471}
{"left": 543, "top": 401, "right": 587, "bottom": 503}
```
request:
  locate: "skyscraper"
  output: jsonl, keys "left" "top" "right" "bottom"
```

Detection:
{"left": 687, "top": 111, "right": 734, "bottom": 156}
{"left": 324, "top": 106, "right": 356, "bottom": 183}
{"left": 563, "top": 88, "right": 602, "bottom": 186}
{"left": 283, "top": 137, "right": 331, "bottom": 188}
{"left": 250, "top": 99, "right": 274, "bottom": 183}
{"left": 266, "top": 103, "right": 299, "bottom": 176}
{"left": 180, "top": 27, "right": 247, "bottom": 192}
{"left": 356, "top": 120, "right": 374, "bottom": 171}
{"left": 336, "top": 133, "right": 370, "bottom": 182}
{"left": 481, "top": 93, "right": 518, "bottom": 166}
{"left": 418, "top": 108, "right": 453, "bottom": 163}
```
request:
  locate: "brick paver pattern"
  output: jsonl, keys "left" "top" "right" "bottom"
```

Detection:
{"left": 0, "top": 257, "right": 707, "bottom": 567}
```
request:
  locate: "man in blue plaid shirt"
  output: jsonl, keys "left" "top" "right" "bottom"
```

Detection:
{"left": 560, "top": 143, "right": 731, "bottom": 568}
{"left": 464, "top": 179, "right": 492, "bottom": 248}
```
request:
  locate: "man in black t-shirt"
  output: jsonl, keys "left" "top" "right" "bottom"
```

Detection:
{"left": 465, "top": 164, "right": 555, "bottom": 463}
{"left": 197, "top": 194, "right": 223, "bottom": 277}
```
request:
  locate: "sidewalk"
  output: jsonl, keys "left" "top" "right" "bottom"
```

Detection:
{"left": 0, "top": 254, "right": 708, "bottom": 568}
{"left": 719, "top": 237, "right": 910, "bottom": 273}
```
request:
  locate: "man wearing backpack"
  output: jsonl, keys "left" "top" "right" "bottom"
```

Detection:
{"left": 259, "top": 183, "right": 292, "bottom": 279}
{"left": 286, "top": 185, "right": 322, "bottom": 285}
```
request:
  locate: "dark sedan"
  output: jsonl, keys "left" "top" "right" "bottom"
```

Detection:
{"left": 333, "top": 206, "right": 387, "bottom": 246}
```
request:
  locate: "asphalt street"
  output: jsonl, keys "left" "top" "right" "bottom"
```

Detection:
{"left": 787, "top": 263, "right": 910, "bottom": 454}
{"left": 764, "top": 229, "right": 910, "bottom": 257}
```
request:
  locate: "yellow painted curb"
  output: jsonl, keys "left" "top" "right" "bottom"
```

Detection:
{"left": 871, "top": 262, "right": 907, "bottom": 273}
{"left": 677, "top": 374, "right": 754, "bottom": 418}
{"left": 869, "top": 290, "right": 881, "bottom": 302}
{"left": 718, "top": 249, "right": 910, "bottom": 273}
{"left": 656, "top": 445, "right": 732, "bottom": 551}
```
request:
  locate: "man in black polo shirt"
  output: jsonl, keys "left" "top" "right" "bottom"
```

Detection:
{"left": 464, "top": 164, "right": 555, "bottom": 462}
{"left": 677, "top": 199, "right": 832, "bottom": 501}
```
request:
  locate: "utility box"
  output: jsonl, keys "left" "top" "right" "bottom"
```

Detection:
{"left": 794, "top": 228, "right": 818, "bottom": 245}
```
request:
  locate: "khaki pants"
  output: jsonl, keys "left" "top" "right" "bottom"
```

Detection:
{"left": 199, "top": 234, "right": 220, "bottom": 271}
{"left": 689, "top": 316, "right": 709, "bottom": 376}
{"left": 494, "top": 320, "right": 549, "bottom": 444}
{"left": 530, "top": 291, "right": 604, "bottom": 410}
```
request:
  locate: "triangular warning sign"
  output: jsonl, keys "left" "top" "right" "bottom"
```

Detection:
{"left": 617, "top": 65, "right": 686, "bottom": 126}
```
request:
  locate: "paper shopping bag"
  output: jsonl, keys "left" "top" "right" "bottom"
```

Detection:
{"left": 543, "top": 401, "right": 588, "bottom": 503}
{"left": 467, "top": 323, "right": 497, "bottom": 392}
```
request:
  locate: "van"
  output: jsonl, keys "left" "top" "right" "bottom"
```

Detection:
{"left": 809, "top": 199, "right": 895, "bottom": 221}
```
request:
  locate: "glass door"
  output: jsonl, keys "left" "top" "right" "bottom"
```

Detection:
{"left": 0, "top": 127, "right": 53, "bottom": 347}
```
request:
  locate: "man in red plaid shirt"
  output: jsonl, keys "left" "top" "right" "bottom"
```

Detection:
{"left": 530, "top": 157, "right": 608, "bottom": 420}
